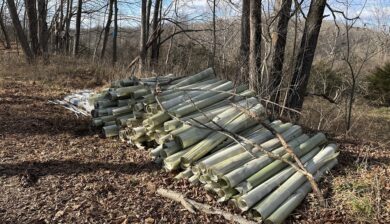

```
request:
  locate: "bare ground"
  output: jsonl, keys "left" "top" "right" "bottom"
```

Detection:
{"left": 0, "top": 60, "right": 389, "bottom": 223}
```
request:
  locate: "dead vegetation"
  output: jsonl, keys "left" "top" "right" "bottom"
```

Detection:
{"left": 0, "top": 57, "right": 388, "bottom": 223}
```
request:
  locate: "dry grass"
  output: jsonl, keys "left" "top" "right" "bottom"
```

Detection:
{"left": 301, "top": 96, "right": 390, "bottom": 144}
{"left": 0, "top": 54, "right": 133, "bottom": 91}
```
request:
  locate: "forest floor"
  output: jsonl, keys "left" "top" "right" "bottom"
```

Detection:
{"left": 0, "top": 57, "right": 389, "bottom": 223}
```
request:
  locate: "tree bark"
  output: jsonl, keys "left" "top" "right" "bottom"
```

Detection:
{"left": 73, "top": 0, "right": 82, "bottom": 56}
{"left": 139, "top": 0, "right": 147, "bottom": 72}
{"left": 286, "top": 0, "right": 327, "bottom": 112}
{"left": 112, "top": 0, "right": 118, "bottom": 65}
{"left": 240, "top": 0, "right": 250, "bottom": 81}
{"left": 269, "top": 0, "right": 292, "bottom": 104}
{"left": 248, "top": 0, "right": 262, "bottom": 94}
{"left": 25, "top": 0, "right": 39, "bottom": 55}
{"left": 101, "top": 0, "right": 114, "bottom": 59}
{"left": 0, "top": 2, "right": 11, "bottom": 49}
{"left": 6, "top": 0, "right": 34, "bottom": 62}
{"left": 37, "top": 0, "right": 48, "bottom": 55}
{"left": 150, "top": 0, "right": 162, "bottom": 68}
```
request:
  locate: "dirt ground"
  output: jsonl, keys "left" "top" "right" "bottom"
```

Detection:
{"left": 0, "top": 62, "right": 389, "bottom": 223}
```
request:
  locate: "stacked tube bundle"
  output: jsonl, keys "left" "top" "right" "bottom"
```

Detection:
{"left": 89, "top": 68, "right": 339, "bottom": 223}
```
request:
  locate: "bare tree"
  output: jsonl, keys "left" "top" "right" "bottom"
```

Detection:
{"left": 101, "top": 0, "right": 114, "bottom": 59}
{"left": 112, "top": 0, "right": 118, "bottom": 65}
{"left": 269, "top": 0, "right": 292, "bottom": 104}
{"left": 286, "top": 0, "right": 327, "bottom": 113}
{"left": 37, "top": 0, "right": 48, "bottom": 55}
{"left": 146, "top": 0, "right": 152, "bottom": 40}
{"left": 248, "top": 0, "right": 261, "bottom": 94}
{"left": 64, "top": 0, "right": 73, "bottom": 54}
{"left": 25, "top": 0, "right": 39, "bottom": 55}
{"left": 0, "top": 1, "right": 11, "bottom": 49}
{"left": 240, "top": 0, "right": 250, "bottom": 80}
{"left": 139, "top": 0, "right": 147, "bottom": 72}
{"left": 6, "top": 0, "right": 34, "bottom": 62}
{"left": 73, "top": 0, "right": 82, "bottom": 56}
{"left": 150, "top": 0, "right": 162, "bottom": 68}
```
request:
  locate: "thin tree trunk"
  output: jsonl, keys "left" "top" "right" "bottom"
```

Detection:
{"left": 165, "top": 26, "right": 176, "bottom": 65}
{"left": 37, "top": 0, "right": 48, "bottom": 55}
{"left": 101, "top": 0, "right": 114, "bottom": 59}
{"left": 240, "top": 0, "right": 250, "bottom": 81}
{"left": 25, "top": 0, "right": 39, "bottom": 55}
{"left": 286, "top": 0, "right": 327, "bottom": 113}
{"left": 6, "top": 0, "right": 34, "bottom": 62}
{"left": 73, "top": 0, "right": 82, "bottom": 56}
{"left": 112, "top": 0, "right": 118, "bottom": 65}
{"left": 269, "top": 0, "right": 292, "bottom": 104}
{"left": 0, "top": 2, "right": 11, "bottom": 49}
{"left": 64, "top": 0, "right": 73, "bottom": 54}
{"left": 145, "top": 0, "right": 152, "bottom": 40}
{"left": 248, "top": 0, "right": 262, "bottom": 94}
{"left": 150, "top": 0, "right": 161, "bottom": 69}
{"left": 139, "top": 0, "right": 147, "bottom": 72}
{"left": 210, "top": 0, "right": 216, "bottom": 67}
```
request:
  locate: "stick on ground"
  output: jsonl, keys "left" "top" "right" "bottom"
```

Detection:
{"left": 156, "top": 188, "right": 257, "bottom": 224}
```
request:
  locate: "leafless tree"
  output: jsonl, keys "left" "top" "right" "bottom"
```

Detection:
{"left": 150, "top": 0, "right": 162, "bottom": 69}
{"left": 101, "top": 0, "right": 114, "bottom": 59}
{"left": 73, "top": 0, "right": 82, "bottom": 56}
{"left": 286, "top": 0, "right": 327, "bottom": 114}
{"left": 37, "top": 0, "right": 48, "bottom": 55}
{"left": 6, "top": 0, "right": 34, "bottom": 62}
{"left": 0, "top": 1, "right": 11, "bottom": 49}
{"left": 248, "top": 0, "right": 261, "bottom": 94}
{"left": 139, "top": 0, "right": 147, "bottom": 72}
{"left": 240, "top": 0, "right": 250, "bottom": 81}
{"left": 25, "top": 0, "right": 39, "bottom": 55}
{"left": 269, "top": 0, "right": 292, "bottom": 105}
{"left": 112, "top": 0, "right": 118, "bottom": 65}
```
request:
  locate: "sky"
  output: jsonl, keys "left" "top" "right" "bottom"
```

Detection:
{"left": 38, "top": 0, "right": 390, "bottom": 30}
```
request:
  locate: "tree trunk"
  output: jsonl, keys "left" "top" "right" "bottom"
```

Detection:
{"left": 240, "top": 0, "right": 250, "bottom": 81}
{"left": 37, "top": 0, "right": 48, "bottom": 55}
{"left": 248, "top": 0, "right": 262, "bottom": 94}
{"left": 145, "top": 0, "right": 152, "bottom": 40}
{"left": 139, "top": 0, "right": 147, "bottom": 72}
{"left": 286, "top": 0, "right": 327, "bottom": 112}
{"left": 64, "top": 0, "right": 73, "bottom": 54}
{"left": 73, "top": 0, "right": 82, "bottom": 56}
{"left": 101, "top": 0, "right": 114, "bottom": 59}
{"left": 269, "top": 0, "right": 292, "bottom": 104}
{"left": 112, "top": 0, "right": 118, "bottom": 65}
{"left": 150, "top": 0, "right": 162, "bottom": 69}
{"left": 25, "top": 0, "right": 39, "bottom": 55}
{"left": 0, "top": 2, "right": 11, "bottom": 49}
{"left": 6, "top": 0, "right": 34, "bottom": 62}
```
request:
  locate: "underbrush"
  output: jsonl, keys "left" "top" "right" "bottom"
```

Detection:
{"left": 301, "top": 96, "right": 390, "bottom": 143}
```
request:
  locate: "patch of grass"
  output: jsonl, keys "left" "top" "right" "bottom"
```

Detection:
{"left": 368, "top": 107, "right": 390, "bottom": 121}
{"left": 348, "top": 195, "right": 374, "bottom": 219}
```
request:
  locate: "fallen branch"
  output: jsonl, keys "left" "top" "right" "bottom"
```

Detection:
{"left": 156, "top": 188, "right": 257, "bottom": 224}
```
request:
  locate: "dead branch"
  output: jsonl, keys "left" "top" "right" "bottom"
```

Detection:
{"left": 156, "top": 188, "right": 257, "bottom": 224}
{"left": 306, "top": 92, "right": 338, "bottom": 104}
